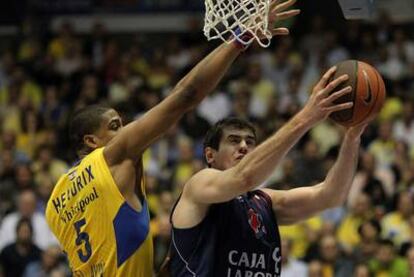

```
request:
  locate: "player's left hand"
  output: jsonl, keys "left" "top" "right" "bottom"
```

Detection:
{"left": 345, "top": 122, "right": 368, "bottom": 140}
{"left": 345, "top": 108, "right": 376, "bottom": 139}
{"left": 268, "top": 0, "right": 301, "bottom": 36}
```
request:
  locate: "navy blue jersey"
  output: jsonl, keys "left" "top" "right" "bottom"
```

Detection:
{"left": 170, "top": 190, "right": 282, "bottom": 277}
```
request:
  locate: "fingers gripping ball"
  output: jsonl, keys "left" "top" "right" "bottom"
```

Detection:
{"left": 329, "top": 60, "right": 386, "bottom": 127}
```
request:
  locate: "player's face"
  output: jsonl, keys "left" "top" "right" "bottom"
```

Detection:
{"left": 92, "top": 109, "right": 123, "bottom": 148}
{"left": 208, "top": 128, "right": 256, "bottom": 170}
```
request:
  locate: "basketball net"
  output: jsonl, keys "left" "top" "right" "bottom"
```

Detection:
{"left": 203, "top": 0, "right": 273, "bottom": 48}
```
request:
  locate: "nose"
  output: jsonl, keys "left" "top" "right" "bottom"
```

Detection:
{"left": 239, "top": 140, "right": 248, "bottom": 153}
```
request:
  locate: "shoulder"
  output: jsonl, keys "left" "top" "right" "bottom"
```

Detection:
{"left": 254, "top": 189, "right": 274, "bottom": 207}
{"left": 185, "top": 168, "right": 221, "bottom": 188}
{"left": 1, "top": 213, "right": 19, "bottom": 226}
{"left": 259, "top": 188, "right": 279, "bottom": 204}
{"left": 85, "top": 147, "right": 105, "bottom": 162}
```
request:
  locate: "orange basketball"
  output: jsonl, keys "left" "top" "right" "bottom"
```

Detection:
{"left": 329, "top": 60, "right": 386, "bottom": 127}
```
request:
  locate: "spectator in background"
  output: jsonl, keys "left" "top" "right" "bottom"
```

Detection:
{"left": 180, "top": 111, "right": 211, "bottom": 148}
{"left": 47, "top": 22, "right": 78, "bottom": 62}
{"left": 292, "top": 139, "right": 325, "bottom": 187}
{"left": 151, "top": 191, "right": 174, "bottom": 268}
{"left": 406, "top": 246, "right": 414, "bottom": 277}
{"left": 23, "top": 245, "right": 69, "bottom": 277}
{"left": 246, "top": 61, "right": 276, "bottom": 119}
{"left": 197, "top": 88, "right": 232, "bottom": 124}
{"left": 31, "top": 144, "right": 68, "bottom": 183}
{"left": 368, "top": 239, "right": 409, "bottom": 277}
{"left": 281, "top": 238, "right": 308, "bottom": 277}
{"left": 354, "top": 219, "right": 382, "bottom": 263}
{"left": 0, "top": 218, "right": 42, "bottom": 277}
{"left": 73, "top": 74, "right": 101, "bottom": 108}
{"left": 353, "top": 263, "right": 371, "bottom": 277}
{"left": 40, "top": 85, "right": 69, "bottom": 130}
{"left": 337, "top": 193, "right": 373, "bottom": 255}
{"left": 16, "top": 109, "right": 47, "bottom": 159}
{"left": 382, "top": 191, "right": 413, "bottom": 247}
{"left": 280, "top": 213, "right": 323, "bottom": 260}
{"left": 0, "top": 190, "right": 57, "bottom": 251}
{"left": 317, "top": 234, "right": 353, "bottom": 277}
{"left": 307, "top": 259, "right": 323, "bottom": 277}
{"left": 393, "top": 102, "right": 414, "bottom": 151}
{"left": 368, "top": 121, "right": 396, "bottom": 170}
{"left": 348, "top": 152, "right": 389, "bottom": 214}
{"left": 172, "top": 136, "right": 199, "bottom": 190}
{"left": 83, "top": 22, "right": 108, "bottom": 70}
{"left": 229, "top": 82, "right": 256, "bottom": 122}
{"left": 0, "top": 130, "right": 29, "bottom": 164}
{"left": 14, "top": 163, "right": 36, "bottom": 191}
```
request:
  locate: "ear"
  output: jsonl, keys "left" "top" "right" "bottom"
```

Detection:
{"left": 204, "top": 147, "right": 216, "bottom": 166}
{"left": 83, "top": 134, "right": 99, "bottom": 150}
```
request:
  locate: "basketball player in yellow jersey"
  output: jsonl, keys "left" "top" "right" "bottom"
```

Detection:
{"left": 45, "top": 1, "right": 301, "bottom": 275}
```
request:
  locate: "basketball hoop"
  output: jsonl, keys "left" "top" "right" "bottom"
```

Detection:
{"left": 338, "top": 0, "right": 376, "bottom": 20}
{"left": 203, "top": 0, "right": 273, "bottom": 48}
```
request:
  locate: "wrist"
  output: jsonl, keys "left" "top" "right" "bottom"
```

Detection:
{"left": 295, "top": 109, "right": 318, "bottom": 128}
{"left": 344, "top": 131, "right": 361, "bottom": 145}
{"left": 291, "top": 112, "right": 314, "bottom": 132}
{"left": 232, "top": 28, "right": 253, "bottom": 51}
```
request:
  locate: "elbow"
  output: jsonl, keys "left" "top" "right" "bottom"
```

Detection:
{"left": 174, "top": 81, "right": 202, "bottom": 110}
{"left": 326, "top": 192, "right": 347, "bottom": 209}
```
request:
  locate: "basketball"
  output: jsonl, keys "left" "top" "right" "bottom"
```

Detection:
{"left": 329, "top": 60, "right": 386, "bottom": 127}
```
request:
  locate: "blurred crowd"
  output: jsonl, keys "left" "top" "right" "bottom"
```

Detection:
{"left": 0, "top": 11, "right": 414, "bottom": 277}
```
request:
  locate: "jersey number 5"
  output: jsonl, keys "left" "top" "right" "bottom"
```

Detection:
{"left": 74, "top": 218, "right": 92, "bottom": 262}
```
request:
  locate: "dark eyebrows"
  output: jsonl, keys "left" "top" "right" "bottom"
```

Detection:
{"left": 227, "top": 134, "right": 256, "bottom": 141}
{"left": 108, "top": 118, "right": 122, "bottom": 127}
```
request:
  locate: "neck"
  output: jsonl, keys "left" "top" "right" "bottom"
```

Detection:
{"left": 16, "top": 242, "right": 31, "bottom": 255}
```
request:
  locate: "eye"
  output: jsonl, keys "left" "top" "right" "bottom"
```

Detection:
{"left": 229, "top": 137, "right": 240, "bottom": 144}
{"left": 246, "top": 139, "right": 256, "bottom": 146}
{"left": 110, "top": 123, "right": 120, "bottom": 131}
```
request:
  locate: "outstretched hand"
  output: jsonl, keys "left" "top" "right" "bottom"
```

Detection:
{"left": 299, "top": 66, "right": 353, "bottom": 127}
{"left": 268, "top": 0, "right": 301, "bottom": 36}
{"left": 345, "top": 110, "right": 376, "bottom": 140}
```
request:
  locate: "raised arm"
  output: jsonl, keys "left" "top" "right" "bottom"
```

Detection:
{"left": 104, "top": 0, "right": 300, "bottom": 165}
{"left": 263, "top": 123, "right": 366, "bottom": 225}
{"left": 184, "top": 67, "right": 353, "bottom": 204}
{"left": 104, "top": 43, "right": 241, "bottom": 165}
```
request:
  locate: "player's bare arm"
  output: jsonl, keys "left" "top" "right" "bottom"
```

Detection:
{"left": 103, "top": 44, "right": 241, "bottom": 166}
{"left": 103, "top": 0, "right": 300, "bottom": 167}
{"left": 174, "top": 67, "right": 353, "bottom": 227}
{"left": 263, "top": 121, "right": 368, "bottom": 225}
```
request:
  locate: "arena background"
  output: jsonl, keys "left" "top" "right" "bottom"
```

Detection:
{"left": 0, "top": 0, "right": 414, "bottom": 276}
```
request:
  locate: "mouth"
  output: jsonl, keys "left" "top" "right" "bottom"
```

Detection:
{"left": 236, "top": 155, "right": 245, "bottom": 161}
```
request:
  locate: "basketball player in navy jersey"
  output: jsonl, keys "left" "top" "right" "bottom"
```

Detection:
{"left": 169, "top": 66, "right": 371, "bottom": 276}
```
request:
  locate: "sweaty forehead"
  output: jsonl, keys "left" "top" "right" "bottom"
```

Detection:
{"left": 100, "top": 109, "right": 121, "bottom": 123}
{"left": 222, "top": 127, "right": 255, "bottom": 139}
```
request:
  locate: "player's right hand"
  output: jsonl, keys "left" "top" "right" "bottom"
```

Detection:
{"left": 299, "top": 66, "right": 354, "bottom": 126}
{"left": 268, "top": 0, "right": 301, "bottom": 36}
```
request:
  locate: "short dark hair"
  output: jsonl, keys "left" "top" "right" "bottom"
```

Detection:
{"left": 358, "top": 219, "right": 381, "bottom": 236}
{"left": 378, "top": 238, "right": 394, "bottom": 248}
{"left": 203, "top": 117, "right": 256, "bottom": 151}
{"left": 69, "top": 104, "right": 111, "bottom": 155}
{"left": 16, "top": 217, "right": 33, "bottom": 234}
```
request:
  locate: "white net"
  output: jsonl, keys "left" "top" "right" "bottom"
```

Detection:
{"left": 203, "top": 0, "right": 273, "bottom": 48}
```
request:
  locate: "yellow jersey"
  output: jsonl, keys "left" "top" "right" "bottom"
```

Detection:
{"left": 46, "top": 148, "right": 153, "bottom": 276}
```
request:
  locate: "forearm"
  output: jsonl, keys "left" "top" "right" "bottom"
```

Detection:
{"left": 170, "top": 42, "right": 242, "bottom": 112}
{"left": 106, "top": 42, "right": 242, "bottom": 162}
{"left": 320, "top": 133, "right": 361, "bottom": 207}
{"left": 236, "top": 112, "right": 313, "bottom": 189}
